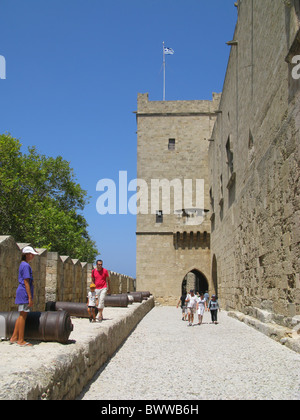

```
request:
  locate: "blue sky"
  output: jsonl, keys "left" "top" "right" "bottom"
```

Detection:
{"left": 0, "top": 0, "right": 237, "bottom": 277}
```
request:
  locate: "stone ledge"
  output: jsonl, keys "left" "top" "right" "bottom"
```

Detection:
{"left": 227, "top": 310, "right": 300, "bottom": 354}
{"left": 0, "top": 297, "right": 155, "bottom": 400}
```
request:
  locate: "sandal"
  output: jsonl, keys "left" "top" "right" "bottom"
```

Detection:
{"left": 17, "top": 342, "right": 33, "bottom": 347}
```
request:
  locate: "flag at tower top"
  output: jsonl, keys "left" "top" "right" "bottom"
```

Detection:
{"left": 164, "top": 47, "right": 174, "bottom": 55}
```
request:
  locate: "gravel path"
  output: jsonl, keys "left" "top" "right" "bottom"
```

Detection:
{"left": 79, "top": 307, "right": 300, "bottom": 400}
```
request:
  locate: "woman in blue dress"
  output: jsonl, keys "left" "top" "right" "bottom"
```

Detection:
{"left": 10, "top": 246, "right": 39, "bottom": 347}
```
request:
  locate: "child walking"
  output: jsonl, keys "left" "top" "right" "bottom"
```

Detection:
{"left": 87, "top": 284, "right": 98, "bottom": 322}
{"left": 208, "top": 295, "right": 220, "bottom": 324}
{"left": 196, "top": 293, "right": 207, "bottom": 325}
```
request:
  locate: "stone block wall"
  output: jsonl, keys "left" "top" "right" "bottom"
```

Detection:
{"left": 208, "top": 0, "right": 300, "bottom": 327}
{"left": 0, "top": 236, "right": 136, "bottom": 311}
{"left": 0, "top": 236, "right": 22, "bottom": 311}
{"left": 109, "top": 271, "right": 135, "bottom": 294}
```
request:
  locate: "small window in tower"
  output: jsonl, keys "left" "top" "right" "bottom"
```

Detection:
{"left": 156, "top": 210, "right": 163, "bottom": 223}
{"left": 226, "top": 137, "right": 234, "bottom": 175}
{"left": 168, "top": 138, "right": 175, "bottom": 150}
{"left": 248, "top": 129, "right": 254, "bottom": 150}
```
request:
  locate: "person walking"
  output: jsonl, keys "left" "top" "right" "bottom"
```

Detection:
{"left": 176, "top": 292, "right": 187, "bottom": 321}
{"left": 91, "top": 260, "right": 110, "bottom": 322}
{"left": 10, "top": 246, "right": 39, "bottom": 347}
{"left": 204, "top": 291, "right": 209, "bottom": 305}
{"left": 87, "top": 283, "right": 98, "bottom": 322}
{"left": 185, "top": 289, "right": 198, "bottom": 326}
{"left": 208, "top": 294, "right": 220, "bottom": 324}
{"left": 196, "top": 292, "right": 207, "bottom": 325}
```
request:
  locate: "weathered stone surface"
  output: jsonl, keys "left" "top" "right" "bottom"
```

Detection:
{"left": 208, "top": 0, "right": 300, "bottom": 325}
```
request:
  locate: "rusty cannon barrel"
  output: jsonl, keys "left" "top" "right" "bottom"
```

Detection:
{"left": 108, "top": 292, "right": 151, "bottom": 303}
{"left": 46, "top": 295, "right": 129, "bottom": 318}
{"left": 46, "top": 301, "right": 89, "bottom": 318}
{"left": 140, "top": 291, "right": 151, "bottom": 299}
{"left": 0, "top": 311, "right": 73, "bottom": 344}
{"left": 105, "top": 294, "right": 128, "bottom": 307}
{"left": 109, "top": 294, "right": 134, "bottom": 304}
{"left": 127, "top": 292, "right": 143, "bottom": 302}
{"left": 127, "top": 291, "right": 151, "bottom": 302}
{"left": 124, "top": 294, "right": 134, "bottom": 304}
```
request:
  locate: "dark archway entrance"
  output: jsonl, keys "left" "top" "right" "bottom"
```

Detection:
{"left": 181, "top": 269, "right": 209, "bottom": 295}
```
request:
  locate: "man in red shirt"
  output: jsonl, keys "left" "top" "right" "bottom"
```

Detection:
{"left": 91, "top": 260, "right": 110, "bottom": 321}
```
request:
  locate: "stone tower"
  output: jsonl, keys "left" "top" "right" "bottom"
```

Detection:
{"left": 135, "top": 93, "right": 220, "bottom": 304}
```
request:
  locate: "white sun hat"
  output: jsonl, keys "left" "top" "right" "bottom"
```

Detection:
{"left": 22, "top": 246, "right": 39, "bottom": 255}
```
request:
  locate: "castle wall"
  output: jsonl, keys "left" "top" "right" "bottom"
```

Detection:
{"left": 209, "top": 0, "right": 300, "bottom": 326}
{"left": 0, "top": 235, "right": 136, "bottom": 311}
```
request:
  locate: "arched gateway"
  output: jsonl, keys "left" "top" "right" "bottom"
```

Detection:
{"left": 182, "top": 269, "right": 209, "bottom": 295}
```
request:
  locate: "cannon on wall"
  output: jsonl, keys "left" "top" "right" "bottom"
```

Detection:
{"left": 45, "top": 292, "right": 151, "bottom": 319}
{"left": 0, "top": 310, "right": 73, "bottom": 344}
{"left": 45, "top": 294, "right": 129, "bottom": 319}
{"left": 127, "top": 291, "right": 151, "bottom": 302}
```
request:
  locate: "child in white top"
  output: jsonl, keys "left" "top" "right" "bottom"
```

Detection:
{"left": 196, "top": 293, "right": 207, "bottom": 325}
{"left": 87, "top": 284, "right": 98, "bottom": 322}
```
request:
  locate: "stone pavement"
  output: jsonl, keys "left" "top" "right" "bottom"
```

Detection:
{"left": 79, "top": 306, "right": 300, "bottom": 400}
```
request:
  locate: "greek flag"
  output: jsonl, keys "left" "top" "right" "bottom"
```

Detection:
{"left": 164, "top": 47, "right": 174, "bottom": 55}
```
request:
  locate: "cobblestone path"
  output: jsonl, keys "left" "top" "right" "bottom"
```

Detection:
{"left": 79, "top": 306, "right": 300, "bottom": 400}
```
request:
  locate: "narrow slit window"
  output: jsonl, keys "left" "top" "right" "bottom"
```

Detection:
{"left": 168, "top": 138, "right": 175, "bottom": 150}
{"left": 156, "top": 210, "right": 163, "bottom": 223}
{"left": 226, "top": 137, "right": 234, "bottom": 174}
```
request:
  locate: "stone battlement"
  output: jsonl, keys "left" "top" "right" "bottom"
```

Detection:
{"left": 0, "top": 235, "right": 135, "bottom": 312}
{"left": 136, "top": 92, "right": 221, "bottom": 116}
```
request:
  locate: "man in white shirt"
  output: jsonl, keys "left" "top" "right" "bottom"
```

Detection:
{"left": 185, "top": 289, "right": 198, "bottom": 326}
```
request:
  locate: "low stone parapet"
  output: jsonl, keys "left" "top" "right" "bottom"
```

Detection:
{"left": 0, "top": 297, "right": 154, "bottom": 400}
{"left": 228, "top": 310, "right": 300, "bottom": 354}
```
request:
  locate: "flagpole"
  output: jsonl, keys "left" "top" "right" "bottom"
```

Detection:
{"left": 163, "top": 41, "right": 166, "bottom": 101}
